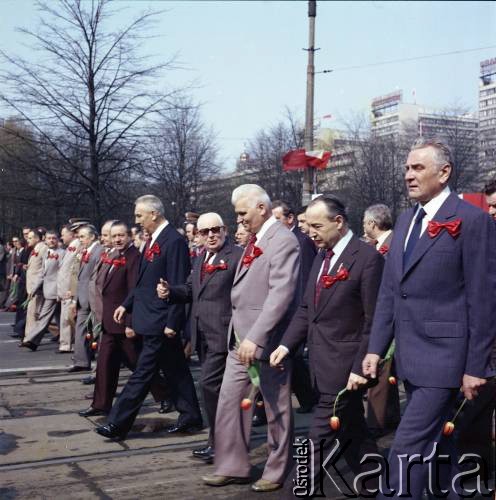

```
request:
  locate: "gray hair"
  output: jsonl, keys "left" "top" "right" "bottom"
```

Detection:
{"left": 135, "top": 195, "right": 164, "bottom": 216}
{"left": 197, "top": 212, "right": 224, "bottom": 228}
{"left": 79, "top": 224, "right": 99, "bottom": 239}
{"left": 411, "top": 137, "right": 453, "bottom": 171}
{"left": 231, "top": 184, "right": 271, "bottom": 209}
{"left": 364, "top": 204, "right": 393, "bottom": 231}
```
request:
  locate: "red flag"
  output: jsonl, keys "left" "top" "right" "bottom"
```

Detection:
{"left": 282, "top": 149, "right": 331, "bottom": 171}
{"left": 282, "top": 149, "right": 307, "bottom": 171}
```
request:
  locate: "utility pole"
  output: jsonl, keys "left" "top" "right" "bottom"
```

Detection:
{"left": 302, "top": 0, "right": 317, "bottom": 207}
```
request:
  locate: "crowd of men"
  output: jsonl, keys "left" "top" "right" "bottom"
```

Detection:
{"left": 1, "top": 137, "right": 495, "bottom": 498}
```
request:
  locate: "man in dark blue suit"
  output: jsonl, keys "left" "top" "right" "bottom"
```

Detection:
{"left": 362, "top": 139, "right": 496, "bottom": 498}
{"left": 96, "top": 195, "right": 202, "bottom": 440}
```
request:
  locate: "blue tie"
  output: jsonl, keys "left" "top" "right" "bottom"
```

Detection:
{"left": 403, "top": 208, "right": 426, "bottom": 269}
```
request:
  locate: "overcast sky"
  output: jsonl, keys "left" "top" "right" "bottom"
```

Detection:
{"left": 1, "top": 1, "right": 495, "bottom": 170}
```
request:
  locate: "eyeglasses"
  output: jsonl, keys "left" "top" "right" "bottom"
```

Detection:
{"left": 198, "top": 226, "right": 224, "bottom": 237}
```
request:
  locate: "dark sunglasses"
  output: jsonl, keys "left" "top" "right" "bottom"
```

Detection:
{"left": 198, "top": 226, "right": 224, "bottom": 237}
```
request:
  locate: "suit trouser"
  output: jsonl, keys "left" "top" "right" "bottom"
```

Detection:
{"left": 24, "top": 298, "right": 58, "bottom": 346}
{"left": 214, "top": 349, "right": 293, "bottom": 484}
{"left": 377, "top": 383, "right": 460, "bottom": 500}
{"left": 367, "top": 358, "right": 401, "bottom": 430}
{"left": 25, "top": 293, "right": 43, "bottom": 337}
{"left": 59, "top": 299, "right": 74, "bottom": 351}
{"left": 14, "top": 281, "right": 27, "bottom": 335}
{"left": 74, "top": 307, "right": 91, "bottom": 368}
{"left": 457, "top": 378, "right": 496, "bottom": 477}
{"left": 197, "top": 334, "right": 227, "bottom": 447}
{"left": 291, "top": 352, "right": 317, "bottom": 409}
{"left": 92, "top": 332, "right": 169, "bottom": 412}
{"left": 283, "top": 389, "right": 378, "bottom": 498}
{"left": 109, "top": 334, "right": 202, "bottom": 434}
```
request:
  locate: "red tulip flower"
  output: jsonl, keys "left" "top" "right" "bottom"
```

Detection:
{"left": 443, "top": 421, "right": 455, "bottom": 436}
{"left": 329, "top": 416, "right": 341, "bottom": 431}
{"left": 256, "top": 400, "right": 264, "bottom": 408}
{"left": 241, "top": 398, "right": 252, "bottom": 410}
{"left": 85, "top": 333, "right": 92, "bottom": 341}
{"left": 91, "top": 341, "right": 98, "bottom": 351}
{"left": 388, "top": 376, "right": 397, "bottom": 385}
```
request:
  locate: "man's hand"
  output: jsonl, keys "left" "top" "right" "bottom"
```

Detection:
{"left": 164, "top": 327, "right": 176, "bottom": 338}
{"left": 156, "top": 278, "right": 170, "bottom": 300}
{"left": 238, "top": 338, "right": 258, "bottom": 367}
{"left": 362, "top": 353, "right": 381, "bottom": 379}
{"left": 270, "top": 345, "right": 289, "bottom": 369}
{"left": 125, "top": 327, "right": 135, "bottom": 339}
{"left": 347, "top": 372, "right": 369, "bottom": 391}
{"left": 11, "top": 275, "right": 18, "bottom": 282}
{"left": 114, "top": 306, "right": 126, "bottom": 324}
{"left": 184, "top": 341, "right": 192, "bottom": 360}
{"left": 461, "top": 374, "right": 486, "bottom": 400}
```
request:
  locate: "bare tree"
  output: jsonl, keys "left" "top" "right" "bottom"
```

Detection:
{"left": 143, "top": 97, "right": 220, "bottom": 227}
{"left": 0, "top": 0, "right": 176, "bottom": 224}
{"left": 245, "top": 108, "right": 305, "bottom": 210}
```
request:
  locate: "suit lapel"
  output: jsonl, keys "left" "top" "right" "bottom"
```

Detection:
{"left": 233, "top": 222, "right": 281, "bottom": 286}
{"left": 136, "top": 225, "right": 172, "bottom": 284}
{"left": 402, "top": 193, "right": 459, "bottom": 279}
{"left": 198, "top": 242, "right": 231, "bottom": 295}
{"left": 102, "top": 249, "right": 121, "bottom": 291}
{"left": 314, "top": 236, "right": 359, "bottom": 319}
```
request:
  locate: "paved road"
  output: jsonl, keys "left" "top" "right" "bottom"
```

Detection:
{"left": 3, "top": 312, "right": 491, "bottom": 499}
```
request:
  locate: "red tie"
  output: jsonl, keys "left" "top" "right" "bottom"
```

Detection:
{"left": 244, "top": 234, "right": 257, "bottom": 259}
{"left": 315, "top": 249, "right": 334, "bottom": 306}
{"left": 200, "top": 252, "right": 212, "bottom": 282}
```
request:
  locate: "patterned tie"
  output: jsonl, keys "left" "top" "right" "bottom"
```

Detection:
{"left": 200, "top": 252, "right": 212, "bottom": 283}
{"left": 244, "top": 234, "right": 257, "bottom": 257}
{"left": 315, "top": 248, "right": 334, "bottom": 306}
{"left": 403, "top": 207, "right": 426, "bottom": 269}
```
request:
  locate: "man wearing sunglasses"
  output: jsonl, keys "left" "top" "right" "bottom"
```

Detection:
{"left": 157, "top": 212, "right": 243, "bottom": 464}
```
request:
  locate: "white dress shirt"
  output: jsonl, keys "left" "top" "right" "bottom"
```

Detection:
{"left": 376, "top": 230, "right": 392, "bottom": 250}
{"left": 404, "top": 186, "right": 451, "bottom": 249}
{"left": 255, "top": 215, "right": 278, "bottom": 241}
{"left": 149, "top": 221, "right": 169, "bottom": 248}
{"left": 316, "top": 229, "right": 354, "bottom": 282}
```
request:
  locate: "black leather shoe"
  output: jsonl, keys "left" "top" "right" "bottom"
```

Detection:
{"left": 192, "top": 445, "right": 214, "bottom": 462}
{"left": 165, "top": 422, "right": 203, "bottom": 434}
{"left": 252, "top": 414, "right": 267, "bottom": 427}
{"left": 82, "top": 376, "right": 96, "bottom": 385}
{"left": 55, "top": 350, "right": 72, "bottom": 354}
{"left": 9, "top": 332, "right": 22, "bottom": 338}
{"left": 67, "top": 366, "right": 91, "bottom": 373}
{"left": 19, "top": 341, "right": 38, "bottom": 351}
{"left": 79, "top": 407, "right": 108, "bottom": 417}
{"left": 158, "top": 399, "right": 175, "bottom": 414}
{"left": 95, "top": 423, "right": 126, "bottom": 441}
{"left": 50, "top": 336, "right": 60, "bottom": 343}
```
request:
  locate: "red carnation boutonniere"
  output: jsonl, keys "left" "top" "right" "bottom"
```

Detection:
{"left": 68, "top": 246, "right": 76, "bottom": 253}
{"left": 321, "top": 264, "right": 349, "bottom": 289}
{"left": 48, "top": 252, "right": 59, "bottom": 260}
{"left": 81, "top": 250, "right": 90, "bottom": 263}
{"left": 378, "top": 244, "right": 389, "bottom": 255}
{"left": 203, "top": 260, "right": 228, "bottom": 274}
{"left": 427, "top": 219, "right": 461, "bottom": 239}
{"left": 32, "top": 251, "right": 39, "bottom": 258}
{"left": 112, "top": 256, "right": 126, "bottom": 268}
{"left": 145, "top": 242, "right": 161, "bottom": 262}
{"left": 100, "top": 253, "right": 112, "bottom": 265}
{"left": 242, "top": 246, "right": 263, "bottom": 268}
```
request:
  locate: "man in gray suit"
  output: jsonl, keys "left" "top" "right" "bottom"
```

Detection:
{"left": 21, "top": 230, "right": 64, "bottom": 350}
{"left": 68, "top": 225, "right": 103, "bottom": 372}
{"left": 203, "top": 184, "right": 300, "bottom": 493}
{"left": 57, "top": 223, "right": 82, "bottom": 353}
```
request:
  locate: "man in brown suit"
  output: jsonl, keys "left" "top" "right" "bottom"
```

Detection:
{"left": 362, "top": 204, "right": 401, "bottom": 435}
{"left": 271, "top": 195, "right": 384, "bottom": 498}
{"left": 25, "top": 229, "right": 48, "bottom": 338}
{"left": 79, "top": 221, "right": 168, "bottom": 416}
{"left": 203, "top": 184, "right": 300, "bottom": 492}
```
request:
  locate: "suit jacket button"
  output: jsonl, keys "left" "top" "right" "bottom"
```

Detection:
{"left": 232, "top": 305, "right": 236, "bottom": 310}
{"left": 401, "top": 293, "right": 407, "bottom": 299}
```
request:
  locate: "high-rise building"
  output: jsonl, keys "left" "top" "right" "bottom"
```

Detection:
{"left": 479, "top": 57, "right": 496, "bottom": 176}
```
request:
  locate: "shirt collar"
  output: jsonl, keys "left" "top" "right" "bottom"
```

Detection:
{"left": 419, "top": 186, "right": 451, "bottom": 219}
{"left": 150, "top": 220, "right": 169, "bottom": 247}
{"left": 86, "top": 241, "right": 98, "bottom": 254}
{"left": 255, "top": 215, "right": 278, "bottom": 242}
{"left": 329, "top": 229, "right": 353, "bottom": 257}
{"left": 376, "top": 230, "right": 392, "bottom": 249}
